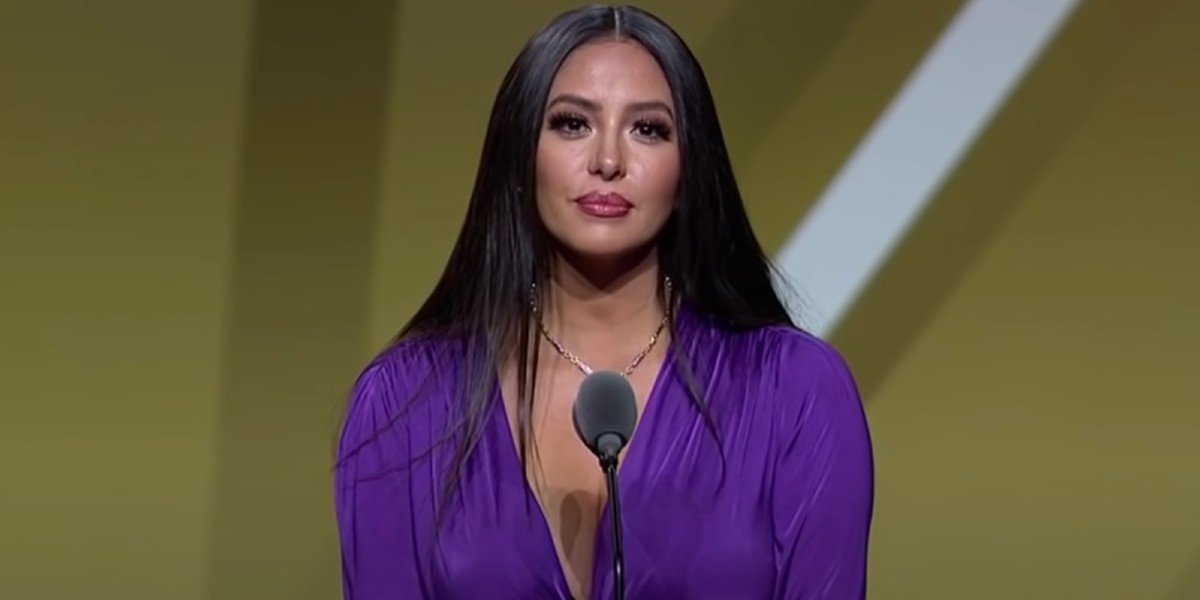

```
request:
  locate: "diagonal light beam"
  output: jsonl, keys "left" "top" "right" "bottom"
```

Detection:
{"left": 774, "top": 0, "right": 1080, "bottom": 336}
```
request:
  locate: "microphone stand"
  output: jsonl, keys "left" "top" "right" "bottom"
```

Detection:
{"left": 599, "top": 452, "right": 625, "bottom": 600}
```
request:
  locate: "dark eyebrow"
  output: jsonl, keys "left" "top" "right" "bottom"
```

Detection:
{"left": 546, "top": 94, "right": 675, "bottom": 120}
{"left": 627, "top": 100, "right": 675, "bottom": 120}
{"left": 546, "top": 93, "right": 600, "bottom": 113}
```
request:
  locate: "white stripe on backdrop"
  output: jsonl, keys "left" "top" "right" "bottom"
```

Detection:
{"left": 774, "top": 0, "right": 1080, "bottom": 336}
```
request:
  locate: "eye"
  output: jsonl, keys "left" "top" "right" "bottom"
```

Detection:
{"left": 633, "top": 118, "right": 673, "bottom": 141}
{"left": 547, "top": 112, "right": 590, "bottom": 136}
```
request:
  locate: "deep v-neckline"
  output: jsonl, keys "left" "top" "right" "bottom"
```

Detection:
{"left": 492, "top": 348, "right": 676, "bottom": 600}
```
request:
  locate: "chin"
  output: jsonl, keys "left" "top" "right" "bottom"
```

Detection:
{"left": 556, "top": 235, "right": 657, "bottom": 263}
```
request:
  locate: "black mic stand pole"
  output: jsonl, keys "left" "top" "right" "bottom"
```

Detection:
{"left": 599, "top": 448, "right": 625, "bottom": 600}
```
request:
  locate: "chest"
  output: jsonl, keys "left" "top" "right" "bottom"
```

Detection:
{"left": 500, "top": 362, "right": 659, "bottom": 592}
{"left": 431, "top": 369, "right": 780, "bottom": 599}
{"left": 502, "top": 362, "right": 659, "bottom": 490}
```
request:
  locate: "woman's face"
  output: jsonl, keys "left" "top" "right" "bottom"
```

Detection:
{"left": 535, "top": 38, "right": 680, "bottom": 264}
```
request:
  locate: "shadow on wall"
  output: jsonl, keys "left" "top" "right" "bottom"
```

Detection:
{"left": 203, "top": 0, "right": 399, "bottom": 598}
{"left": 1165, "top": 544, "right": 1200, "bottom": 600}
{"left": 698, "top": 0, "right": 870, "bottom": 157}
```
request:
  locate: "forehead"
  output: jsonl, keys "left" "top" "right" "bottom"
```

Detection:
{"left": 548, "top": 39, "right": 674, "bottom": 106}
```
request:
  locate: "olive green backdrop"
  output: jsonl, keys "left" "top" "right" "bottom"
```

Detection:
{"left": 1, "top": 1, "right": 1196, "bottom": 598}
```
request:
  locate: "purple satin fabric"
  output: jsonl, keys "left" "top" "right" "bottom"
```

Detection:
{"left": 335, "top": 305, "right": 873, "bottom": 599}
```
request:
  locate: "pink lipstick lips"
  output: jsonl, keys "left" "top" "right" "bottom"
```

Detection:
{"left": 574, "top": 191, "right": 633, "bottom": 218}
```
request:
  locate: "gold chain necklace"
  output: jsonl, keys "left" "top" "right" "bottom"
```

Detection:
{"left": 531, "top": 278, "right": 671, "bottom": 378}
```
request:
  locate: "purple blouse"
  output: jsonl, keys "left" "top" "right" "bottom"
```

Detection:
{"left": 335, "top": 305, "right": 873, "bottom": 599}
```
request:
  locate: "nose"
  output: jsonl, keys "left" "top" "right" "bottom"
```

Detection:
{"left": 587, "top": 128, "right": 625, "bottom": 181}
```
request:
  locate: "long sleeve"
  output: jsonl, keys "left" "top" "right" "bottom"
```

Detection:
{"left": 335, "top": 357, "right": 434, "bottom": 599}
{"left": 771, "top": 337, "right": 874, "bottom": 599}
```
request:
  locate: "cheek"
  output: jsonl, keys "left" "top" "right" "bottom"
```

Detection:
{"left": 637, "top": 151, "right": 681, "bottom": 212}
{"left": 535, "top": 140, "right": 577, "bottom": 209}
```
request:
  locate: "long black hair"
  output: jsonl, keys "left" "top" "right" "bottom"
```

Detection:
{"left": 393, "top": 4, "right": 794, "bottom": 515}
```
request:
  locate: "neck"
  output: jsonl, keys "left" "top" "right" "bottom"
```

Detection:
{"left": 537, "top": 248, "right": 667, "bottom": 359}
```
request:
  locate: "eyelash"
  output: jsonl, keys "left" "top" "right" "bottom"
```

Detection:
{"left": 546, "top": 111, "right": 673, "bottom": 141}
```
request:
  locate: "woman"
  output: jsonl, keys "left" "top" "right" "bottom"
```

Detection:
{"left": 335, "top": 5, "right": 873, "bottom": 599}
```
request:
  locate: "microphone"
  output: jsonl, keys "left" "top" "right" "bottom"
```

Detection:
{"left": 573, "top": 371, "right": 637, "bottom": 600}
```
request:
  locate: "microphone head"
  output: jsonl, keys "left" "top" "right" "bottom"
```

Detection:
{"left": 573, "top": 371, "right": 638, "bottom": 462}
